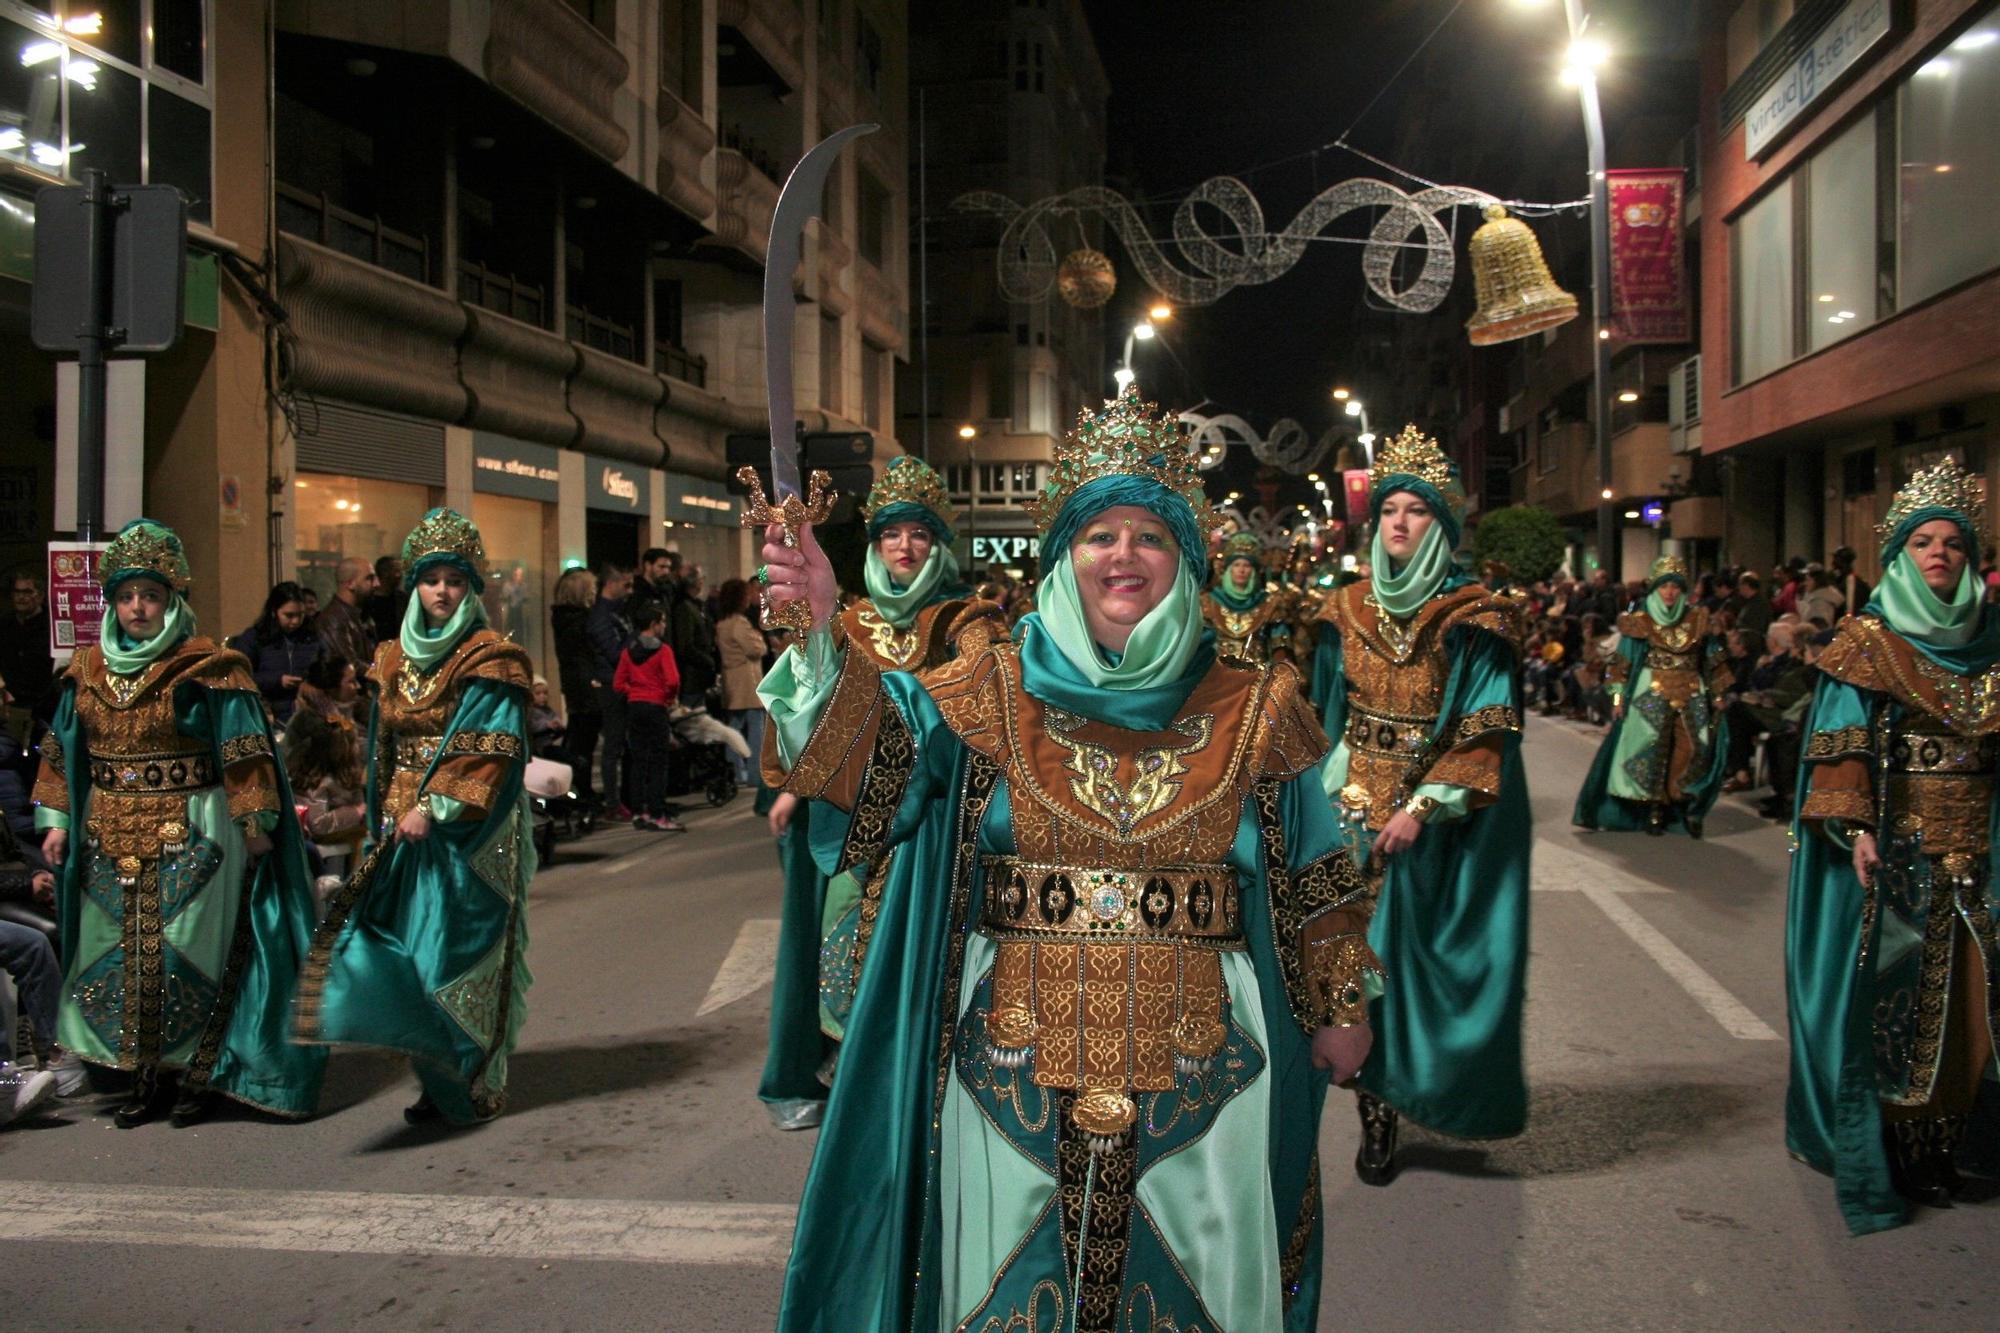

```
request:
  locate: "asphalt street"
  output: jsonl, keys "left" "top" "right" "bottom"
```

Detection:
{"left": 2, "top": 720, "right": 1996, "bottom": 1330}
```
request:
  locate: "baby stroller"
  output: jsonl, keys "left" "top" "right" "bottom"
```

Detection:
{"left": 524, "top": 756, "right": 592, "bottom": 866}
{"left": 670, "top": 704, "right": 749, "bottom": 807}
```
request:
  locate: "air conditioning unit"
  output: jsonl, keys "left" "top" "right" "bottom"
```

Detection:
{"left": 1667, "top": 355, "right": 1702, "bottom": 453}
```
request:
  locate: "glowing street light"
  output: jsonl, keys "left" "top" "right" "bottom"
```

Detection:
{"left": 1560, "top": 36, "right": 1610, "bottom": 86}
{"left": 957, "top": 424, "right": 977, "bottom": 439}
{"left": 1148, "top": 303, "right": 1173, "bottom": 322}
{"left": 1357, "top": 431, "right": 1376, "bottom": 448}
{"left": 1131, "top": 321, "right": 1156, "bottom": 341}
{"left": 1616, "top": 390, "right": 1639, "bottom": 403}
{"left": 1331, "top": 387, "right": 1351, "bottom": 401}
{"left": 1343, "top": 399, "right": 1363, "bottom": 418}
{"left": 1113, "top": 366, "right": 1136, "bottom": 390}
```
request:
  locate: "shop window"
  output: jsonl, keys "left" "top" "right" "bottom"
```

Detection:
{"left": 1899, "top": 17, "right": 2000, "bottom": 308}
{"left": 473, "top": 492, "right": 549, "bottom": 678}
{"left": 1730, "top": 182, "right": 1793, "bottom": 384}
{"left": 1806, "top": 111, "right": 1877, "bottom": 353}
{"left": 293, "top": 474, "right": 436, "bottom": 607}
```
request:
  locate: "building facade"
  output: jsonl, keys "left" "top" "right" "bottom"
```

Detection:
{"left": 898, "top": 0, "right": 1106, "bottom": 579}
{"left": 1697, "top": 0, "right": 2000, "bottom": 578}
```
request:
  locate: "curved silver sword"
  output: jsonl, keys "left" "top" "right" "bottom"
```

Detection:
{"left": 765, "top": 122, "right": 880, "bottom": 498}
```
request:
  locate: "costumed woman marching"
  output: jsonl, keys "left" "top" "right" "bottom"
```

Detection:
{"left": 761, "top": 385, "right": 1379, "bottom": 1332}
{"left": 32, "top": 520, "right": 325, "bottom": 1126}
{"left": 295, "top": 509, "right": 537, "bottom": 1126}
{"left": 1202, "top": 528, "right": 1303, "bottom": 665}
{"left": 1309, "top": 426, "right": 1531, "bottom": 1185}
{"left": 758, "top": 457, "right": 1004, "bottom": 1130}
{"left": 1572, "top": 555, "right": 1732, "bottom": 838}
{"left": 1787, "top": 459, "right": 2000, "bottom": 1234}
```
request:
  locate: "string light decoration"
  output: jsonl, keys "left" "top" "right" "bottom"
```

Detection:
{"left": 957, "top": 175, "right": 1511, "bottom": 313}
{"left": 1180, "top": 411, "right": 1338, "bottom": 476}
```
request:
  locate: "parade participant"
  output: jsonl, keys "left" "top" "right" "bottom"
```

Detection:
{"left": 1787, "top": 459, "right": 2000, "bottom": 1233}
{"left": 296, "top": 509, "right": 536, "bottom": 1127}
{"left": 1309, "top": 425, "right": 1529, "bottom": 1185}
{"left": 1572, "top": 554, "right": 1734, "bottom": 838}
{"left": 1201, "top": 529, "right": 1302, "bottom": 665}
{"left": 760, "top": 385, "right": 1378, "bottom": 1331}
{"left": 31, "top": 519, "right": 325, "bottom": 1126}
{"left": 759, "top": 456, "right": 1004, "bottom": 1131}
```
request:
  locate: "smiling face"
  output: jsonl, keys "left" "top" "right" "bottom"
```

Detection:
{"left": 416, "top": 567, "right": 471, "bottom": 625}
{"left": 114, "top": 577, "right": 171, "bottom": 642}
{"left": 1069, "top": 505, "right": 1181, "bottom": 652}
{"left": 1907, "top": 518, "right": 1970, "bottom": 595}
{"left": 876, "top": 522, "right": 935, "bottom": 580}
{"left": 1377, "top": 491, "right": 1436, "bottom": 562}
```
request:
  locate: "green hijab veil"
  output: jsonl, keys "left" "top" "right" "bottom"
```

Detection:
{"left": 863, "top": 543, "right": 964, "bottom": 629}
{"left": 400, "top": 586, "right": 489, "bottom": 671}
{"left": 1369, "top": 522, "right": 1455, "bottom": 618}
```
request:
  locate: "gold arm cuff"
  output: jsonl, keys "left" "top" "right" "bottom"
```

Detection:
{"left": 1800, "top": 788, "right": 1873, "bottom": 824}
{"left": 423, "top": 771, "right": 495, "bottom": 812}
{"left": 1303, "top": 932, "right": 1380, "bottom": 1028}
{"left": 1402, "top": 794, "right": 1443, "bottom": 825}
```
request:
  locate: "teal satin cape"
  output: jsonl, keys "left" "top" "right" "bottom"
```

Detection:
{"left": 1570, "top": 631, "right": 1732, "bottom": 834}
{"left": 775, "top": 624, "right": 1336, "bottom": 1331}
{"left": 41, "top": 666, "right": 327, "bottom": 1115}
{"left": 301, "top": 651, "right": 536, "bottom": 1124}
{"left": 1784, "top": 604, "right": 2000, "bottom": 1235}
{"left": 1310, "top": 600, "right": 1532, "bottom": 1138}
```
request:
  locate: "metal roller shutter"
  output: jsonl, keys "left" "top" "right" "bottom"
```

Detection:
{"left": 294, "top": 401, "right": 446, "bottom": 485}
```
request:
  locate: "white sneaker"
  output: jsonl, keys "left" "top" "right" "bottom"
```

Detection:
{"left": 0, "top": 1063, "right": 57, "bottom": 1127}
{"left": 45, "top": 1049, "right": 88, "bottom": 1098}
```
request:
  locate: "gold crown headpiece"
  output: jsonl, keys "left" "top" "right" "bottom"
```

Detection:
{"left": 1878, "top": 459, "right": 1987, "bottom": 554}
{"left": 1368, "top": 424, "right": 1458, "bottom": 497}
{"left": 1218, "top": 531, "right": 1263, "bottom": 566}
{"left": 401, "top": 507, "right": 487, "bottom": 589}
{"left": 861, "top": 456, "right": 958, "bottom": 535}
{"left": 100, "top": 520, "right": 191, "bottom": 593}
{"left": 1647, "top": 554, "right": 1690, "bottom": 585}
{"left": 1025, "top": 383, "right": 1222, "bottom": 538}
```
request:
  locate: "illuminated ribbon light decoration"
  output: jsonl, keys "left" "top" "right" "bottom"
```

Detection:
{"left": 956, "top": 176, "right": 1501, "bottom": 313}
{"left": 1212, "top": 502, "right": 1304, "bottom": 550}
{"left": 1180, "top": 411, "right": 1344, "bottom": 477}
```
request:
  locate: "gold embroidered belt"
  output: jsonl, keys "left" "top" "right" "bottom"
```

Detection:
{"left": 1342, "top": 701, "right": 1436, "bottom": 761}
{"left": 1644, "top": 646, "right": 1698, "bottom": 673}
{"left": 980, "top": 858, "right": 1242, "bottom": 944}
{"left": 979, "top": 858, "right": 1239, "bottom": 1151}
{"left": 1888, "top": 731, "right": 1995, "bottom": 776}
{"left": 88, "top": 749, "right": 218, "bottom": 794}
{"left": 394, "top": 734, "right": 444, "bottom": 769}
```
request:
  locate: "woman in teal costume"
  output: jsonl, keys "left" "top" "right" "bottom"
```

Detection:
{"left": 1308, "top": 425, "right": 1530, "bottom": 1184}
{"left": 297, "top": 509, "right": 536, "bottom": 1126}
{"left": 759, "top": 457, "right": 1003, "bottom": 1130}
{"left": 1787, "top": 459, "right": 2000, "bottom": 1233}
{"left": 32, "top": 519, "right": 325, "bottom": 1126}
{"left": 1201, "top": 529, "right": 1301, "bottom": 665}
{"left": 1572, "top": 554, "right": 1732, "bottom": 838}
{"left": 758, "top": 384, "right": 1380, "bottom": 1331}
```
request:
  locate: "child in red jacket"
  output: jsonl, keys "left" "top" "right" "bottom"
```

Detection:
{"left": 613, "top": 601, "right": 685, "bottom": 832}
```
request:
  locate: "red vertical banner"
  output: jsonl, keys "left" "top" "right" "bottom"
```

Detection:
{"left": 48, "top": 542, "right": 107, "bottom": 661}
{"left": 1607, "top": 169, "right": 1689, "bottom": 344}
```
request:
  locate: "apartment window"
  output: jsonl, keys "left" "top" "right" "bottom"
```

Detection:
{"left": 945, "top": 465, "right": 972, "bottom": 501}
{"left": 988, "top": 367, "right": 1013, "bottom": 420}
{"left": 855, "top": 13, "right": 882, "bottom": 97}
{"left": 0, "top": 1, "right": 214, "bottom": 222}
{"left": 1730, "top": 176, "right": 1795, "bottom": 384}
{"left": 862, "top": 341, "right": 885, "bottom": 431}
{"left": 979, "top": 464, "right": 1006, "bottom": 495}
{"left": 1899, "top": 22, "right": 2000, "bottom": 308}
{"left": 857, "top": 168, "right": 889, "bottom": 267}
{"left": 562, "top": 0, "right": 616, "bottom": 38}
{"left": 660, "top": 0, "right": 704, "bottom": 112}
{"left": 1805, "top": 111, "right": 1878, "bottom": 353}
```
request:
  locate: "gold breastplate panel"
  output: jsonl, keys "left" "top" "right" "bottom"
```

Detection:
{"left": 1887, "top": 720, "right": 1996, "bottom": 858}
{"left": 1338, "top": 629, "right": 1449, "bottom": 830}
{"left": 75, "top": 669, "right": 215, "bottom": 860}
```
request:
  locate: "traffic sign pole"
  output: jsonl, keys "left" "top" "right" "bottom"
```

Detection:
{"left": 75, "top": 168, "right": 116, "bottom": 544}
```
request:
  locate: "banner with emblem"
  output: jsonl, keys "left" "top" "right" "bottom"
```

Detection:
{"left": 1608, "top": 169, "right": 1689, "bottom": 345}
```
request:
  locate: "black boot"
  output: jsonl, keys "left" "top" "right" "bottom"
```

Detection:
{"left": 1886, "top": 1118, "right": 1954, "bottom": 1208}
{"left": 1645, "top": 805, "right": 1667, "bottom": 836}
{"left": 1684, "top": 812, "right": 1704, "bottom": 840}
{"left": 170, "top": 1086, "right": 216, "bottom": 1128}
{"left": 114, "top": 1066, "right": 171, "bottom": 1129}
{"left": 404, "top": 1092, "right": 442, "bottom": 1125}
{"left": 1354, "top": 1091, "right": 1400, "bottom": 1186}
{"left": 1933, "top": 1114, "right": 1969, "bottom": 1200}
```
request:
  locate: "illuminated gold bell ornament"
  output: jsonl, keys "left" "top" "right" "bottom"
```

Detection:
{"left": 1465, "top": 204, "right": 1579, "bottom": 346}
{"left": 1056, "top": 247, "right": 1117, "bottom": 309}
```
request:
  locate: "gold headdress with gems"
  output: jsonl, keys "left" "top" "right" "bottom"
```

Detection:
{"left": 1878, "top": 458, "right": 1987, "bottom": 555}
{"left": 401, "top": 507, "right": 487, "bottom": 592}
{"left": 861, "top": 456, "right": 958, "bottom": 538}
{"left": 1368, "top": 423, "right": 1467, "bottom": 540}
{"left": 1647, "top": 554, "right": 1690, "bottom": 587}
{"left": 100, "top": 519, "right": 191, "bottom": 593}
{"left": 1217, "top": 530, "right": 1263, "bottom": 569}
{"left": 1025, "top": 383, "right": 1222, "bottom": 539}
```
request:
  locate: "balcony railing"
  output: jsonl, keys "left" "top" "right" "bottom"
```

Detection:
{"left": 276, "top": 183, "right": 430, "bottom": 285}
{"left": 655, "top": 341, "right": 708, "bottom": 388}
{"left": 566, "top": 304, "right": 639, "bottom": 363}
{"left": 458, "top": 259, "right": 546, "bottom": 328}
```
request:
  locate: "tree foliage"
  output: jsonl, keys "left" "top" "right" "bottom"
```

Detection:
{"left": 1471, "top": 505, "right": 1568, "bottom": 584}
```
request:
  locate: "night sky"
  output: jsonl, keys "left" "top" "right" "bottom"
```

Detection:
{"left": 1076, "top": 0, "right": 1688, "bottom": 500}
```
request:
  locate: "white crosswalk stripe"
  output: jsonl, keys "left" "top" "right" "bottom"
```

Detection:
{"left": 696, "top": 917, "right": 782, "bottom": 1016}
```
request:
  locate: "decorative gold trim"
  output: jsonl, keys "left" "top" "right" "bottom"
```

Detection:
{"left": 442, "top": 730, "right": 525, "bottom": 759}
{"left": 786, "top": 648, "right": 883, "bottom": 800}
{"left": 1303, "top": 932, "right": 1378, "bottom": 1027}
{"left": 424, "top": 771, "right": 495, "bottom": 811}
{"left": 219, "top": 734, "right": 275, "bottom": 765}
{"left": 979, "top": 859, "right": 1243, "bottom": 944}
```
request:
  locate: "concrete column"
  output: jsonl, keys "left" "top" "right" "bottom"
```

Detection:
{"left": 558, "top": 449, "right": 587, "bottom": 571}
{"left": 444, "top": 425, "right": 475, "bottom": 515}
{"left": 648, "top": 467, "right": 668, "bottom": 553}
{"left": 1782, "top": 450, "right": 1822, "bottom": 567}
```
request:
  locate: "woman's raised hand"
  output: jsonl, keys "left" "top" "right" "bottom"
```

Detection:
{"left": 761, "top": 522, "right": 838, "bottom": 633}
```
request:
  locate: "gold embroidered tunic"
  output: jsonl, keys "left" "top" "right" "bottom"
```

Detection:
{"left": 1200, "top": 584, "right": 1304, "bottom": 665}
{"left": 369, "top": 630, "right": 534, "bottom": 829}
{"left": 834, "top": 595, "right": 1005, "bottom": 675}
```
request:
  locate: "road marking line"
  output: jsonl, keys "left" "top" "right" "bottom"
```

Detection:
{"left": 0, "top": 1181, "right": 794, "bottom": 1267}
{"left": 1530, "top": 840, "right": 1668, "bottom": 893}
{"left": 696, "top": 917, "right": 781, "bottom": 1016}
{"left": 1576, "top": 882, "right": 1780, "bottom": 1041}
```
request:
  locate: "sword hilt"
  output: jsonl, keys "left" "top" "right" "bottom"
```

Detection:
{"left": 739, "top": 467, "right": 838, "bottom": 634}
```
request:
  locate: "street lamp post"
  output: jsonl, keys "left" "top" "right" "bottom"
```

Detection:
{"left": 1557, "top": 1, "right": 1620, "bottom": 581}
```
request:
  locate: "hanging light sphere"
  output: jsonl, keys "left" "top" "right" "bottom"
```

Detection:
{"left": 1056, "top": 248, "right": 1117, "bottom": 309}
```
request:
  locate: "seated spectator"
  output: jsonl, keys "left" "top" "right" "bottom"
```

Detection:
{"left": 0, "top": 814, "right": 83, "bottom": 1102}
{"left": 529, "top": 677, "right": 566, "bottom": 758}
{"left": 284, "top": 679, "right": 368, "bottom": 893}
{"left": 1757, "top": 630, "right": 1836, "bottom": 820}
{"left": 1722, "top": 624, "right": 1807, "bottom": 792}
{"left": 614, "top": 602, "right": 685, "bottom": 833}
{"left": 1799, "top": 565, "right": 1844, "bottom": 628}
{"left": 231, "top": 582, "right": 321, "bottom": 725}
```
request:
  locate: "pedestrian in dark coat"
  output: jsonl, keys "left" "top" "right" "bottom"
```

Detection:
{"left": 230, "top": 582, "right": 321, "bottom": 724}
